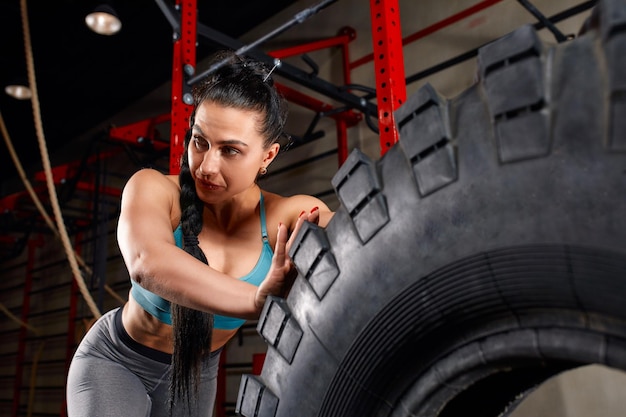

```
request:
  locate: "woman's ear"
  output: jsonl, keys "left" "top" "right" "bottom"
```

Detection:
{"left": 263, "top": 142, "right": 280, "bottom": 167}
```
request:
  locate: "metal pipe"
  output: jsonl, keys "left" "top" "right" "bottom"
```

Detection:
{"left": 187, "top": 0, "right": 338, "bottom": 85}
{"left": 192, "top": 8, "right": 378, "bottom": 118}
{"left": 516, "top": 0, "right": 568, "bottom": 42}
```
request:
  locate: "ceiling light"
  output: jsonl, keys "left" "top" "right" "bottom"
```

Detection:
{"left": 5, "top": 83, "right": 32, "bottom": 100}
{"left": 85, "top": 4, "right": 122, "bottom": 36}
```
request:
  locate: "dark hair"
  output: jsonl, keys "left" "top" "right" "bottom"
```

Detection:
{"left": 192, "top": 50, "right": 288, "bottom": 148}
{"left": 169, "top": 50, "right": 288, "bottom": 413}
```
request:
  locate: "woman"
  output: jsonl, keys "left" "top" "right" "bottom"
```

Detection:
{"left": 66, "top": 50, "right": 333, "bottom": 417}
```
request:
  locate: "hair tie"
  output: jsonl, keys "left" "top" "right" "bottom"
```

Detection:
{"left": 183, "top": 234, "right": 199, "bottom": 247}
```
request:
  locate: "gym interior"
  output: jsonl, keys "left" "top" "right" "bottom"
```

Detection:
{"left": 1, "top": 0, "right": 625, "bottom": 416}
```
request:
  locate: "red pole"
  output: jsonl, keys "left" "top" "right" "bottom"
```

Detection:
{"left": 252, "top": 353, "right": 266, "bottom": 375}
{"left": 338, "top": 28, "right": 354, "bottom": 165}
{"left": 336, "top": 118, "right": 349, "bottom": 166}
{"left": 170, "top": 0, "right": 197, "bottom": 175}
{"left": 370, "top": 0, "right": 406, "bottom": 155}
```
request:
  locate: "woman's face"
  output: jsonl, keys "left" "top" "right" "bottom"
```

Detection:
{"left": 188, "top": 101, "right": 278, "bottom": 203}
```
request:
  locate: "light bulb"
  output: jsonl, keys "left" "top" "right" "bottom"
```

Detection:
{"left": 85, "top": 5, "right": 122, "bottom": 36}
{"left": 5, "top": 84, "right": 32, "bottom": 100}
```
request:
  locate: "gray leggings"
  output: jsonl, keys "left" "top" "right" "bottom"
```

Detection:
{"left": 66, "top": 307, "right": 221, "bottom": 417}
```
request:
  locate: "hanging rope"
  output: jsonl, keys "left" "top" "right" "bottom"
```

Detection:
{"left": 0, "top": 301, "right": 40, "bottom": 335}
{"left": 18, "top": 0, "right": 102, "bottom": 319}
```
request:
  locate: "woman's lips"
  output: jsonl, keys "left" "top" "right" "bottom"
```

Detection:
{"left": 197, "top": 180, "right": 221, "bottom": 190}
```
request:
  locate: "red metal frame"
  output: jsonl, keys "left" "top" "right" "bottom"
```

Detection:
{"left": 370, "top": 0, "right": 406, "bottom": 154}
{"left": 32, "top": 151, "right": 120, "bottom": 183}
{"left": 335, "top": 118, "right": 350, "bottom": 164}
{"left": 108, "top": 114, "right": 171, "bottom": 151}
{"left": 169, "top": 0, "right": 197, "bottom": 175}
{"left": 275, "top": 83, "right": 361, "bottom": 164}
{"left": 252, "top": 353, "right": 266, "bottom": 375}
{"left": 31, "top": 157, "right": 122, "bottom": 199}
{"left": 270, "top": 27, "right": 360, "bottom": 164}
{"left": 271, "top": 26, "right": 356, "bottom": 87}
{"left": 0, "top": 186, "right": 45, "bottom": 213}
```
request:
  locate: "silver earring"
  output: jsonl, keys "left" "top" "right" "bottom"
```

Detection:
{"left": 259, "top": 167, "right": 267, "bottom": 175}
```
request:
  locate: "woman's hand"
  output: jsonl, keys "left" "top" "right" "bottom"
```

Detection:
{"left": 254, "top": 208, "right": 319, "bottom": 313}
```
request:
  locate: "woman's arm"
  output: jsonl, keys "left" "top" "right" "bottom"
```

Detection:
{"left": 117, "top": 168, "right": 281, "bottom": 319}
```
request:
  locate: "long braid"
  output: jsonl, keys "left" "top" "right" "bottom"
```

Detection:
{"left": 169, "top": 125, "right": 214, "bottom": 413}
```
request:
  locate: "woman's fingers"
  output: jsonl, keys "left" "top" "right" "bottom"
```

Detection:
{"left": 286, "top": 206, "right": 319, "bottom": 252}
{"left": 286, "top": 212, "right": 306, "bottom": 253}
{"left": 256, "top": 207, "right": 321, "bottom": 313}
{"left": 307, "top": 206, "right": 320, "bottom": 225}
{"left": 273, "top": 222, "right": 288, "bottom": 268}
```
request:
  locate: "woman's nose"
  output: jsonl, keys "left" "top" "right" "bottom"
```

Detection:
{"left": 199, "top": 150, "right": 220, "bottom": 175}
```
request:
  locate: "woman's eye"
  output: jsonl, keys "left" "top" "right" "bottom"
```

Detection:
{"left": 222, "top": 147, "right": 240, "bottom": 156}
{"left": 193, "top": 136, "right": 209, "bottom": 150}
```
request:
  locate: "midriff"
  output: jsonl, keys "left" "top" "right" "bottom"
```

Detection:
{"left": 122, "top": 292, "right": 238, "bottom": 354}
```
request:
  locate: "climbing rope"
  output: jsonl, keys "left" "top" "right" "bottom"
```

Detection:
{"left": 0, "top": 301, "right": 40, "bottom": 336}
{"left": 18, "top": 0, "right": 102, "bottom": 319}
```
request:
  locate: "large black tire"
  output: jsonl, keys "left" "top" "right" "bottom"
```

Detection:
{"left": 237, "top": 0, "right": 626, "bottom": 416}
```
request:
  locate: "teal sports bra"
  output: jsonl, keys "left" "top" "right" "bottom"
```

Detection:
{"left": 130, "top": 192, "right": 273, "bottom": 330}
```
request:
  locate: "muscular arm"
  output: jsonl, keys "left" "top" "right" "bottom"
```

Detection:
{"left": 117, "top": 169, "right": 261, "bottom": 318}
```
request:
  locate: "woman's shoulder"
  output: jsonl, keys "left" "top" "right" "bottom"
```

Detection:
{"left": 261, "top": 190, "right": 333, "bottom": 227}
{"left": 125, "top": 168, "right": 180, "bottom": 192}
{"left": 122, "top": 168, "right": 181, "bottom": 210}
{"left": 121, "top": 169, "right": 182, "bottom": 229}
{"left": 262, "top": 190, "right": 320, "bottom": 209}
